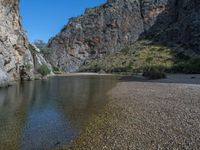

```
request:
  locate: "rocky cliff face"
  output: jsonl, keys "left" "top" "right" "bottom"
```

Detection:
{"left": 29, "top": 44, "right": 53, "bottom": 75}
{"left": 0, "top": 0, "right": 34, "bottom": 86}
{"left": 48, "top": 0, "right": 144, "bottom": 71}
{"left": 0, "top": 0, "right": 52, "bottom": 87}
{"left": 48, "top": 0, "right": 200, "bottom": 72}
{"left": 143, "top": 0, "right": 200, "bottom": 53}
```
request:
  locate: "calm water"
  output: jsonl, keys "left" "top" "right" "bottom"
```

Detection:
{"left": 0, "top": 75, "right": 117, "bottom": 150}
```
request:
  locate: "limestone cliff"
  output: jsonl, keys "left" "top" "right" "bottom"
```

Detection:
{"left": 0, "top": 0, "right": 52, "bottom": 87}
{"left": 0, "top": 0, "right": 34, "bottom": 86}
{"left": 48, "top": 0, "right": 200, "bottom": 72}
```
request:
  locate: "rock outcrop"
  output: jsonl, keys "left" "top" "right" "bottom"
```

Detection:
{"left": 48, "top": 0, "right": 200, "bottom": 72}
{"left": 0, "top": 0, "right": 52, "bottom": 86}
{"left": 0, "top": 0, "right": 34, "bottom": 86}
{"left": 29, "top": 44, "right": 53, "bottom": 74}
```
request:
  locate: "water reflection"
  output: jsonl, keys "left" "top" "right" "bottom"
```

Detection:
{"left": 21, "top": 105, "right": 76, "bottom": 150}
{"left": 0, "top": 76, "right": 117, "bottom": 150}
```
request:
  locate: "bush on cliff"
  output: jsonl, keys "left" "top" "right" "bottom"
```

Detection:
{"left": 120, "top": 46, "right": 130, "bottom": 54}
{"left": 38, "top": 64, "right": 51, "bottom": 76}
{"left": 24, "top": 63, "right": 32, "bottom": 71}
{"left": 80, "top": 40, "right": 200, "bottom": 78}
{"left": 52, "top": 66, "right": 63, "bottom": 74}
{"left": 34, "top": 40, "right": 52, "bottom": 54}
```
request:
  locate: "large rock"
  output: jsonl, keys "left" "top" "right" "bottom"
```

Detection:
{"left": 48, "top": 0, "right": 200, "bottom": 72}
{"left": 0, "top": 0, "right": 34, "bottom": 86}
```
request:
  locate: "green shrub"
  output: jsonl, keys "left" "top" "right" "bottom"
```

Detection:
{"left": 24, "top": 64, "right": 32, "bottom": 71}
{"left": 34, "top": 40, "right": 52, "bottom": 54}
{"left": 111, "top": 66, "right": 130, "bottom": 73}
{"left": 91, "top": 66, "right": 101, "bottom": 73}
{"left": 52, "top": 66, "right": 64, "bottom": 74}
{"left": 120, "top": 46, "right": 130, "bottom": 54}
{"left": 52, "top": 66, "right": 61, "bottom": 72}
{"left": 187, "top": 58, "right": 200, "bottom": 73}
{"left": 142, "top": 65, "right": 166, "bottom": 79}
{"left": 172, "top": 58, "right": 200, "bottom": 74}
{"left": 38, "top": 64, "right": 51, "bottom": 76}
{"left": 175, "top": 52, "right": 191, "bottom": 61}
{"left": 53, "top": 66, "right": 60, "bottom": 72}
{"left": 81, "top": 65, "right": 102, "bottom": 73}
{"left": 28, "top": 45, "right": 35, "bottom": 54}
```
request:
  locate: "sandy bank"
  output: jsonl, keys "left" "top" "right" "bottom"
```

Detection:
{"left": 53, "top": 72, "right": 118, "bottom": 77}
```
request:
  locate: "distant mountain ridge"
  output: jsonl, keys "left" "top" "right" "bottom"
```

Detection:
{"left": 47, "top": 0, "right": 200, "bottom": 72}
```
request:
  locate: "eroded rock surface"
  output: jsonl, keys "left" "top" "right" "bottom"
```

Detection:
{"left": 0, "top": 0, "right": 52, "bottom": 86}
{"left": 0, "top": 0, "right": 34, "bottom": 86}
{"left": 48, "top": 0, "right": 145, "bottom": 72}
{"left": 48, "top": 0, "right": 200, "bottom": 72}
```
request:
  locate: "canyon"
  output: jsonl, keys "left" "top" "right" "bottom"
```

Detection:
{"left": 0, "top": 0, "right": 200, "bottom": 149}
{"left": 0, "top": 0, "right": 200, "bottom": 86}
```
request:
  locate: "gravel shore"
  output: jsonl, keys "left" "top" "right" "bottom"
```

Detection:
{"left": 66, "top": 75, "right": 200, "bottom": 150}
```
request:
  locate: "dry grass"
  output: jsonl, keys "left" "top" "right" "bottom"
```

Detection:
{"left": 80, "top": 40, "right": 174, "bottom": 74}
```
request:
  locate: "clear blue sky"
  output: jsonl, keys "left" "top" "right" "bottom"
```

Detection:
{"left": 20, "top": 0, "right": 106, "bottom": 43}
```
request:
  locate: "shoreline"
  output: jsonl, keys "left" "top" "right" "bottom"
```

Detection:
{"left": 1, "top": 73, "right": 200, "bottom": 88}
{"left": 66, "top": 74, "right": 200, "bottom": 149}
{"left": 52, "top": 72, "right": 124, "bottom": 77}
{"left": 0, "top": 72, "right": 117, "bottom": 88}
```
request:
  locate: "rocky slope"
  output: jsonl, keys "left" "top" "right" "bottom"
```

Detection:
{"left": 47, "top": 0, "right": 200, "bottom": 72}
{"left": 0, "top": 0, "right": 52, "bottom": 87}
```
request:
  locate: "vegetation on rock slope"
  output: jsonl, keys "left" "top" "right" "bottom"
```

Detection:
{"left": 80, "top": 40, "right": 200, "bottom": 79}
{"left": 37, "top": 64, "right": 51, "bottom": 77}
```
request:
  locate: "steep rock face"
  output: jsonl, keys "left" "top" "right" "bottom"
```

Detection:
{"left": 0, "top": 0, "right": 34, "bottom": 86}
{"left": 48, "top": 0, "right": 143, "bottom": 71}
{"left": 160, "top": 0, "right": 200, "bottom": 54}
{"left": 48, "top": 0, "right": 200, "bottom": 72}
{"left": 47, "top": 0, "right": 177, "bottom": 72}
{"left": 143, "top": 0, "right": 200, "bottom": 55}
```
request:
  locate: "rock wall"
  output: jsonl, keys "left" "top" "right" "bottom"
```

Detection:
{"left": 48, "top": 0, "right": 145, "bottom": 72}
{"left": 0, "top": 0, "right": 34, "bottom": 86}
{"left": 48, "top": 0, "right": 200, "bottom": 72}
{"left": 0, "top": 0, "right": 53, "bottom": 87}
{"left": 158, "top": 0, "right": 200, "bottom": 54}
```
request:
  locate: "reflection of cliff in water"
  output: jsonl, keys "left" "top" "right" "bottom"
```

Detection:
{"left": 0, "top": 76, "right": 117, "bottom": 149}
{"left": 0, "top": 82, "right": 35, "bottom": 149}
{"left": 51, "top": 76, "right": 117, "bottom": 129}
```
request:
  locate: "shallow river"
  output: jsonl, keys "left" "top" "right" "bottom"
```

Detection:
{"left": 0, "top": 75, "right": 117, "bottom": 150}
